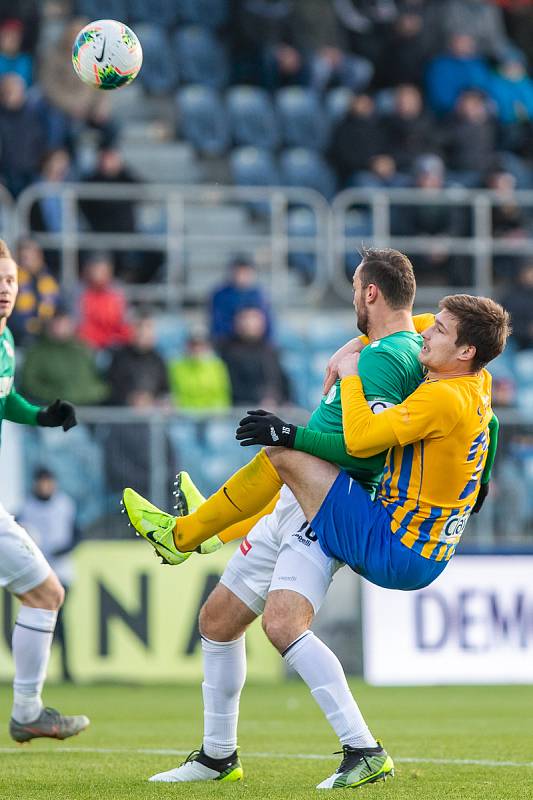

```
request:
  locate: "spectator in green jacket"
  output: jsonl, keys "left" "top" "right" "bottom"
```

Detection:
{"left": 168, "top": 333, "right": 231, "bottom": 412}
{"left": 20, "top": 308, "right": 109, "bottom": 405}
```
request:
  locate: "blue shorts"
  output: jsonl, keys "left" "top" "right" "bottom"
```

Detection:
{"left": 311, "top": 471, "right": 447, "bottom": 591}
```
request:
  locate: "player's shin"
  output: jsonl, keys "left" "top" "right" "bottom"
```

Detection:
{"left": 174, "top": 450, "right": 282, "bottom": 551}
{"left": 282, "top": 631, "right": 377, "bottom": 750}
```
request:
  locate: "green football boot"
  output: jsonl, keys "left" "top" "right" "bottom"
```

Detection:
{"left": 122, "top": 472, "right": 222, "bottom": 565}
{"left": 173, "top": 471, "right": 223, "bottom": 556}
{"left": 316, "top": 742, "right": 394, "bottom": 789}
{"left": 122, "top": 486, "right": 188, "bottom": 565}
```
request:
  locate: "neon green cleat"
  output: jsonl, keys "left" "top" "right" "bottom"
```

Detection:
{"left": 316, "top": 742, "right": 394, "bottom": 789}
{"left": 122, "top": 487, "right": 191, "bottom": 565}
{"left": 173, "top": 471, "right": 223, "bottom": 556}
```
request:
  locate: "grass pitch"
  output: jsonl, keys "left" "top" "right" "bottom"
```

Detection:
{"left": 0, "top": 681, "right": 531, "bottom": 800}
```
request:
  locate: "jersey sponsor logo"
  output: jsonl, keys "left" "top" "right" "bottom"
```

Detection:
{"left": 282, "top": 426, "right": 291, "bottom": 436}
{"left": 368, "top": 399, "right": 395, "bottom": 415}
{"left": 269, "top": 425, "right": 279, "bottom": 442}
{"left": 3, "top": 338, "right": 14, "bottom": 358}
{"left": 240, "top": 537, "right": 252, "bottom": 556}
{"left": 0, "top": 375, "right": 13, "bottom": 398}
{"left": 325, "top": 385, "right": 337, "bottom": 404}
{"left": 439, "top": 512, "right": 470, "bottom": 542}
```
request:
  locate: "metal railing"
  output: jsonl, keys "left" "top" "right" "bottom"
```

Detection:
{"left": 17, "top": 407, "right": 533, "bottom": 550}
{"left": 12, "top": 182, "right": 533, "bottom": 309}
{"left": 16, "top": 183, "right": 331, "bottom": 307}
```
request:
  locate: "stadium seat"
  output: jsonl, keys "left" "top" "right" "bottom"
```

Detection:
{"left": 173, "top": 26, "right": 230, "bottom": 90}
{"left": 134, "top": 24, "right": 178, "bottom": 96}
{"left": 514, "top": 349, "right": 533, "bottom": 383}
{"left": 230, "top": 146, "right": 280, "bottom": 187}
{"left": 177, "top": 86, "right": 231, "bottom": 157}
{"left": 128, "top": 0, "right": 181, "bottom": 26}
{"left": 226, "top": 86, "right": 280, "bottom": 150}
{"left": 288, "top": 206, "right": 318, "bottom": 283}
{"left": 276, "top": 87, "right": 330, "bottom": 151}
{"left": 177, "top": 0, "right": 230, "bottom": 29}
{"left": 325, "top": 87, "right": 353, "bottom": 123}
{"left": 280, "top": 148, "right": 337, "bottom": 199}
{"left": 74, "top": 0, "right": 127, "bottom": 20}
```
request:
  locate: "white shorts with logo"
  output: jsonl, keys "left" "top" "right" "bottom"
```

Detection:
{"left": 220, "top": 485, "right": 343, "bottom": 615}
{"left": 0, "top": 502, "right": 51, "bottom": 594}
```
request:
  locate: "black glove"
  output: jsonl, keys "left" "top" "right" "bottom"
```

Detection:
{"left": 37, "top": 399, "right": 77, "bottom": 432}
{"left": 235, "top": 409, "right": 296, "bottom": 448}
{"left": 472, "top": 481, "right": 489, "bottom": 514}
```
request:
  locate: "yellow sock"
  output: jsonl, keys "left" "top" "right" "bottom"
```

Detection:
{"left": 218, "top": 494, "right": 280, "bottom": 544}
{"left": 174, "top": 450, "right": 282, "bottom": 551}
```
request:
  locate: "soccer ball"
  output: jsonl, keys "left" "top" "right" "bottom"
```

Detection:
{"left": 72, "top": 19, "right": 142, "bottom": 90}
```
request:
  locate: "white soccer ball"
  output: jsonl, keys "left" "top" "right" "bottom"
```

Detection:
{"left": 72, "top": 19, "right": 142, "bottom": 90}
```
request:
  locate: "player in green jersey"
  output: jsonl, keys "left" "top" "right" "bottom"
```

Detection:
{"left": 0, "top": 239, "right": 89, "bottom": 742}
{"left": 122, "top": 249, "right": 459, "bottom": 788}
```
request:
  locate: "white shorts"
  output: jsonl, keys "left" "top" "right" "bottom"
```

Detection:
{"left": 0, "top": 502, "right": 51, "bottom": 594}
{"left": 220, "top": 485, "right": 343, "bottom": 615}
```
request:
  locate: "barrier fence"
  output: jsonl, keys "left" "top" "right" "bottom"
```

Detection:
{"left": 4, "top": 182, "right": 532, "bottom": 308}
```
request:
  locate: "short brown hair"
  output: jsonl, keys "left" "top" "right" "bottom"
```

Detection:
{"left": 359, "top": 247, "right": 416, "bottom": 310}
{"left": 440, "top": 294, "right": 512, "bottom": 371}
{"left": 0, "top": 238, "right": 13, "bottom": 259}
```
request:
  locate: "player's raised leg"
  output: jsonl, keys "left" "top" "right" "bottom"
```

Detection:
{"left": 122, "top": 450, "right": 282, "bottom": 559}
{"left": 149, "top": 584, "right": 253, "bottom": 782}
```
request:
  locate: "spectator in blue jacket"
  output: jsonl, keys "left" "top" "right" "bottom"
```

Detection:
{"left": 210, "top": 255, "right": 273, "bottom": 345}
{"left": 425, "top": 33, "right": 491, "bottom": 116}
{"left": 488, "top": 47, "right": 533, "bottom": 124}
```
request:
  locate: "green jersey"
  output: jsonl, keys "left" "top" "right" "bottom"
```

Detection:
{"left": 294, "top": 331, "right": 425, "bottom": 493}
{"left": 0, "top": 326, "right": 41, "bottom": 444}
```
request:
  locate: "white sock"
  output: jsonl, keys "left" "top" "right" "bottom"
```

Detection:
{"left": 12, "top": 606, "right": 57, "bottom": 723}
{"left": 283, "top": 631, "right": 377, "bottom": 749}
{"left": 202, "top": 635, "right": 246, "bottom": 759}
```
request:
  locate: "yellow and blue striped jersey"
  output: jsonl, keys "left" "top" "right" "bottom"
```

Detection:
{"left": 341, "top": 369, "right": 493, "bottom": 561}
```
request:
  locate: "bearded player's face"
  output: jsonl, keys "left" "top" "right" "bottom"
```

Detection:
{"left": 0, "top": 258, "right": 18, "bottom": 321}
{"left": 352, "top": 267, "right": 369, "bottom": 336}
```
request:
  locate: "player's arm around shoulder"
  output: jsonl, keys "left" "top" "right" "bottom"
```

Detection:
{"left": 340, "top": 369, "right": 462, "bottom": 458}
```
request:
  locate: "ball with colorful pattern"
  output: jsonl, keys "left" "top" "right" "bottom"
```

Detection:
{"left": 72, "top": 19, "right": 142, "bottom": 90}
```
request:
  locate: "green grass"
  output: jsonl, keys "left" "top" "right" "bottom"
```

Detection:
{"left": 0, "top": 681, "right": 532, "bottom": 799}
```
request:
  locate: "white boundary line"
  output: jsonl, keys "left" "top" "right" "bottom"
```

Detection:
{"left": 0, "top": 747, "right": 531, "bottom": 768}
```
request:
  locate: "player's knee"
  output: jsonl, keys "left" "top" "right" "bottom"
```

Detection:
{"left": 262, "top": 608, "right": 305, "bottom": 653}
{"left": 20, "top": 572, "right": 65, "bottom": 610}
{"left": 198, "top": 594, "right": 236, "bottom": 642}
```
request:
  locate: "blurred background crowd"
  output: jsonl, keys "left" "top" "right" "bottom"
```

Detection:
{"left": 0, "top": 0, "right": 532, "bottom": 570}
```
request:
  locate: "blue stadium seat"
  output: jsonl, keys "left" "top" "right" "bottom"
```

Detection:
{"left": 177, "top": 0, "right": 230, "bottom": 29}
{"left": 154, "top": 316, "right": 187, "bottom": 359}
{"left": 514, "top": 349, "right": 533, "bottom": 383}
{"left": 177, "top": 86, "right": 231, "bottom": 156}
{"left": 127, "top": 0, "right": 180, "bottom": 26}
{"left": 276, "top": 87, "right": 330, "bottom": 151}
{"left": 230, "top": 147, "right": 280, "bottom": 186}
{"left": 325, "top": 87, "right": 353, "bottom": 123}
{"left": 134, "top": 24, "right": 178, "bottom": 96}
{"left": 173, "top": 26, "right": 230, "bottom": 90}
{"left": 74, "top": 0, "right": 127, "bottom": 19}
{"left": 288, "top": 206, "right": 317, "bottom": 283}
{"left": 279, "top": 148, "right": 337, "bottom": 199}
{"left": 226, "top": 86, "right": 280, "bottom": 150}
